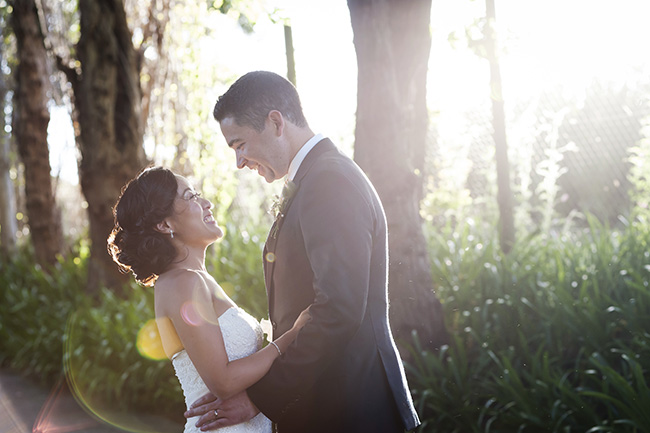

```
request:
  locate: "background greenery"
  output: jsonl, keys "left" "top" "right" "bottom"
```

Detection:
{"left": 2, "top": 1, "right": 650, "bottom": 432}
{"left": 0, "top": 216, "right": 271, "bottom": 425}
{"left": 3, "top": 207, "right": 650, "bottom": 432}
{"left": 408, "top": 211, "right": 650, "bottom": 432}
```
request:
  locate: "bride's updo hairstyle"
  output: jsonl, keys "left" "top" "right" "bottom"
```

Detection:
{"left": 108, "top": 166, "right": 178, "bottom": 286}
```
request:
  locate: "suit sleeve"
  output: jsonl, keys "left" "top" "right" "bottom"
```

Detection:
{"left": 247, "top": 164, "right": 376, "bottom": 420}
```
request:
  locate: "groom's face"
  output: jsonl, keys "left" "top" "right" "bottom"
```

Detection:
{"left": 220, "top": 115, "right": 289, "bottom": 183}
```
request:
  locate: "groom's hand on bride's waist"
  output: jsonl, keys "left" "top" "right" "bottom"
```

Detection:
{"left": 185, "top": 391, "right": 260, "bottom": 431}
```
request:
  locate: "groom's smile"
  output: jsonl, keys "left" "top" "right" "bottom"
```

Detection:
{"left": 252, "top": 163, "right": 275, "bottom": 183}
{"left": 220, "top": 115, "right": 289, "bottom": 183}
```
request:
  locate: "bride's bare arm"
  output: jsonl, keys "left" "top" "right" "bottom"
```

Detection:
{"left": 156, "top": 270, "right": 309, "bottom": 401}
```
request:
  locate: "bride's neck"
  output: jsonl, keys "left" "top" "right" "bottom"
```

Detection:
{"left": 168, "top": 248, "right": 207, "bottom": 272}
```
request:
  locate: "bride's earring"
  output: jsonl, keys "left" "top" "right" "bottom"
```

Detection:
{"left": 170, "top": 230, "right": 174, "bottom": 239}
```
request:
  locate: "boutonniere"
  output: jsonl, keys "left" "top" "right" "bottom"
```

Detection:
{"left": 269, "top": 180, "right": 298, "bottom": 238}
{"left": 260, "top": 318, "right": 273, "bottom": 341}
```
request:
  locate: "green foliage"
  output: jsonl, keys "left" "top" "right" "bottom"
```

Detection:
{"left": 0, "top": 213, "right": 274, "bottom": 421}
{"left": 408, "top": 215, "right": 650, "bottom": 432}
{"left": 211, "top": 0, "right": 277, "bottom": 33}
{"left": 0, "top": 246, "right": 80, "bottom": 380}
{"left": 0, "top": 245, "right": 184, "bottom": 421}
{"left": 207, "top": 215, "right": 271, "bottom": 320}
{"left": 4, "top": 190, "right": 650, "bottom": 431}
{"left": 64, "top": 284, "right": 183, "bottom": 417}
{"left": 627, "top": 116, "right": 650, "bottom": 220}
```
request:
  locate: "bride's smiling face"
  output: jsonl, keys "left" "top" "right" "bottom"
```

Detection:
{"left": 168, "top": 176, "right": 223, "bottom": 245}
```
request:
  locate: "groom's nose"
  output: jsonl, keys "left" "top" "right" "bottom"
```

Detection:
{"left": 236, "top": 152, "right": 247, "bottom": 169}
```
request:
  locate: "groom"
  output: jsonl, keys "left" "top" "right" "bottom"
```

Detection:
{"left": 185, "top": 71, "right": 420, "bottom": 433}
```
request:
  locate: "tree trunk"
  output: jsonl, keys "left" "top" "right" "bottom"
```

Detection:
{"left": 347, "top": 0, "right": 448, "bottom": 355}
{"left": 0, "top": 137, "right": 16, "bottom": 259}
{"left": 62, "top": 0, "right": 147, "bottom": 293}
{"left": 284, "top": 25, "right": 296, "bottom": 86}
{"left": 0, "top": 39, "right": 18, "bottom": 258}
{"left": 11, "top": 0, "right": 62, "bottom": 266}
{"left": 486, "top": 0, "right": 514, "bottom": 253}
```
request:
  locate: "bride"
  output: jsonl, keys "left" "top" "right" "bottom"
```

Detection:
{"left": 108, "top": 166, "right": 309, "bottom": 433}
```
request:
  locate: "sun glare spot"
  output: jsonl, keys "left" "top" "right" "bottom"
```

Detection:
{"left": 136, "top": 319, "right": 167, "bottom": 361}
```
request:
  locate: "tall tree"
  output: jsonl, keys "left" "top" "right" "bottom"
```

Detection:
{"left": 55, "top": 0, "right": 149, "bottom": 292}
{"left": 284, "top": 24, "right": 296, "bottom": 86}
{"left": 347, "top": 0, "right": 448, "bottom": 353}
{"left": 11, "top": 0, "right": 62, "bottom": 266}
{"left": 0, "top": 25, "right": 18, "bottom": 258}
{"left": 485, "top": 0, "right": 514, "bottom": 253}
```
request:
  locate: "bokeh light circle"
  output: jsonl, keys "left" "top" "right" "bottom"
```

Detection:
{"left": 136, "top": 319, "right": 167, "bottom": 361}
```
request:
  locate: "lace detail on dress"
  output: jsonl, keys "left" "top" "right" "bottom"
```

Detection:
{"left": 171, "top": 307, "right": 272, "bottom": 433}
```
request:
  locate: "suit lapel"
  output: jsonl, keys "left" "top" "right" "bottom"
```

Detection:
{"left": 263, "top": 138, "right": 337, "bottom": 317}
{"left": 292, "top": 138, "right": 336, "bottom": 185}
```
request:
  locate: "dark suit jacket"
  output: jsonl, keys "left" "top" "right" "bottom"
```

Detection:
{"left": 247, "top": 139, "right": 420, "bottom": 433}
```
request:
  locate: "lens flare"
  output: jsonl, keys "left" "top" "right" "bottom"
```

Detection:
{"left": 136, "top": 319, "right": 167, "bottom": 361}
{"left": 63, "top": 311, "right": 182, "bottom": 433}
{"left": 31, "top": 376, "right": 98, "bottom": 433}
{"left": 180, "top": 301, "right": 204, "bottom": 326}
{"left": 0, "top": 396, "right": 28, "bottom": 433}
{"left": 265, "top": 252, "right": 276, "bottom": 263}
{"left": 184, "top": 285, "right": 231, "bottom": 326}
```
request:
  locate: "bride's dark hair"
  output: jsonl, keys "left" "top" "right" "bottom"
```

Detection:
{"left": 108, "top": 166, "right": 178, "bottom": 286}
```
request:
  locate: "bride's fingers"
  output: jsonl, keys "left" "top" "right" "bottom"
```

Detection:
{"left": 196, "top": 409, "right": 232, "bottom": 430}
{"left": 198, "top": 417, "right": 231, "bottom": 432}
{"left": 191, "top": 392, "right": 218, "bottom": 408}
{"left": 195, "top": 409, "right": 218, "bottom": 429}
{"left": 185, "top": 399, "right": 219, "bottom": 418}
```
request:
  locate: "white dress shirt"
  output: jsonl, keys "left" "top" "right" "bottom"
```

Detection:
{"left": 287, "top": 133, "right": 324, "bottom": 182}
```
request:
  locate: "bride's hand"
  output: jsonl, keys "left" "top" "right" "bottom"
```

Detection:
{"left": 272, "top": 307, "right": 311, "bottom": 355}
{"left": 293, "top": 306, "right": 312, "bottom": 330}
{"left": 185, "top": 391, "right": 259, "bottom": 430}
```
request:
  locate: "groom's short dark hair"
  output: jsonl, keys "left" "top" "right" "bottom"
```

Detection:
{"left": 213, "top": 71, "right": 308, "bottom": 132}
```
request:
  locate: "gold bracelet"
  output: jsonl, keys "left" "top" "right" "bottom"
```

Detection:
{"left": 270, "top": 341, "right": 282, "bottom": 355}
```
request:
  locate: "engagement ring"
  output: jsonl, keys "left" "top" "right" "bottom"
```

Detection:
{"left": 214, "top": 409, "right": 219, "bottom": 418}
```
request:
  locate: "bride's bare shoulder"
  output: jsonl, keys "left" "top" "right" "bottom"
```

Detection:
{"left": 154, "top": 269, "right": 213, "bottom": 319}
{"left": 155, "top": 269, "right": 209, "bottom": 297}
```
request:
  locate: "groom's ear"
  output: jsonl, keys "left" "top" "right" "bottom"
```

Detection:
{"left": 268, "top": 110, "right": 284, "bottom": 136}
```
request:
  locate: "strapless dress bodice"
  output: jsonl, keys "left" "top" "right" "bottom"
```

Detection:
{"left": 171, "top": 307, "right": 271, "bottom": 433}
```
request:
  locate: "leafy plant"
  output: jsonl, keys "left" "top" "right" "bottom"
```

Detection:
{"left": 409, "top": 214, "right": 650, "bottom": 432}
{"left": 0, "top": 246, "right": 184, "bottom": 422}
{"left": 4, "top": 204, "right": 650, "bottom": 432}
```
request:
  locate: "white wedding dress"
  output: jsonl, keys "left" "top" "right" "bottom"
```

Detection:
{"left": 171, "top": 307, "right": 272, "bottom": 433}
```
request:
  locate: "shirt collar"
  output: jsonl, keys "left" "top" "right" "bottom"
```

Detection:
{"left": 287, "top": 133, "right": 324, "bottom": 181}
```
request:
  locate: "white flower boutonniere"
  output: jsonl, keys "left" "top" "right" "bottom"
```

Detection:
{"left": 269, "top": 180, "right": 298, "bottom": 238}
{"left": 260, "top": 318, "right": 273, "bottom": 341}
